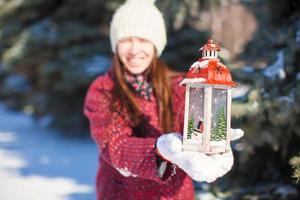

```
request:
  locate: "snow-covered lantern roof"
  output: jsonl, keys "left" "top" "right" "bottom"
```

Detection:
{"left": 180, "top": 39, "right": 236, "bottom": 154}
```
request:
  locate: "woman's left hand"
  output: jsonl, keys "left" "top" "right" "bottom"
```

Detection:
{"left": 156, "top": 129, "right": 244, "bottom": 182}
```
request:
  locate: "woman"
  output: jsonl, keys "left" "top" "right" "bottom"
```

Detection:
{"left": 84, "top": 0, "right": 243, "bottom": 199}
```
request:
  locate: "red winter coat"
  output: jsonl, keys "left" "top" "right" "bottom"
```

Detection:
{"left": 84, "top": 70, "right": 195, "bottom": 200}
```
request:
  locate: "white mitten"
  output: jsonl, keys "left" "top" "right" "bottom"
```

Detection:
{"left": 156, "top": 128, "right": 244, "bottom": 183}
{"left": 230, "top": 128, "right": 244, "bottom": 141}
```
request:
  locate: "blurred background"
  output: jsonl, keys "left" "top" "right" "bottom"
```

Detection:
{"left": 0, "top": 0, "right": 300, "bottom": 199}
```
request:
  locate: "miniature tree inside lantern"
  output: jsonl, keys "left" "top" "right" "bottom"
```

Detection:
{"left": 180, "top": 39, "right": 236, "bottom": 154}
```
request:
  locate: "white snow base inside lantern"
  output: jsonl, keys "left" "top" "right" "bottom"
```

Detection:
{"left": 183, "top": 136, "right": 228, "bottom": 153}
{"left": 192, "top": 131, "right": 203, "bottom": 141}
{"left": 210, "top": 140, "right": 226, "bottom": 146}
{"left": 208, "top": 140, "right": 228, "bottom": 154}
{"left": 183, "top": 139, "right": 204, "bottom": 152}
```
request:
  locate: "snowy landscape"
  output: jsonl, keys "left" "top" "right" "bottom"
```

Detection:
{"left": 0, "top": 103, "right": 98, "bottom": 200}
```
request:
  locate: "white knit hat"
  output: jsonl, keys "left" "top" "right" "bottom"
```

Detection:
{"left": 110, "top": 0, "right": 167, "bottom": 56}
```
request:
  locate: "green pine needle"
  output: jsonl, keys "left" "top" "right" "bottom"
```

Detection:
{"left": 290, "top": 154, "right": 300, "bottom": 183}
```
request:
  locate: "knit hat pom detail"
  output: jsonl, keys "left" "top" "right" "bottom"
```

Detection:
{"left": 126, "top": 0, "right": 156, "bottom": 4}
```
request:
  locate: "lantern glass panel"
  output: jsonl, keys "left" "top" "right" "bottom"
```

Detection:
{"left": 187, "top": 87, "right": 204, "bottom": 141}
{"left": 211, "top": 88, "right": 227, "bottom": 142}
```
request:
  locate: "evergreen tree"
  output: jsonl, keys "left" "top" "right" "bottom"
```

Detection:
{"left": 211, "top": 108, "right": 226, "bottom": 141}
{"left": 290, "top": 153, "right": 300, "bottom": 183}
{"left": 187, "top": 114, "right": 194, "bottom": 139}
{"left": 211, "top": 127, "right": 216, "bottom": 140}
{"left": 217, "top": 108, "right": 227, "bottom": 140}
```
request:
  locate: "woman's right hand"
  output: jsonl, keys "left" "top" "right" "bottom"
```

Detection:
{"left": 156, "top": 130, "right": 243, "bottom": 183}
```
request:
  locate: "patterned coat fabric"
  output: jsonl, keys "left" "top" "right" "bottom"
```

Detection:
{"left": 83, "top": 70, "right": 195, "bottom": 200}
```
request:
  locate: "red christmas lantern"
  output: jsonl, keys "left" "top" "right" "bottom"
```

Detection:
{"left": 180, "top": 39, "right": 236, "bottom": 154}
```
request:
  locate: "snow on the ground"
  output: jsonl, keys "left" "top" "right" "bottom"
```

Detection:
{"left": 0, "top": 103, "right": 98, "bottom": 200}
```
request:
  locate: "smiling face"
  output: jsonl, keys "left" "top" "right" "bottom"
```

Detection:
{"left": 117, "top": 37, "right": 155, "bottom": 75}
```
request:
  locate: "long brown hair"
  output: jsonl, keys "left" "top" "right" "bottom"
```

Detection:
{"left": 111, "top": 54, "right": 173, "bottom": 135}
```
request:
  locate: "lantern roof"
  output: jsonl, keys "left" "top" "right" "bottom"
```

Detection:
{"left": 199, "top": 39, "right": 221, "bottom": 52}
{"left": 180, "top": 39, "right": 236, "bottom": 87}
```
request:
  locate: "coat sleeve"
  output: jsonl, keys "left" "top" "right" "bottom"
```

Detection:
{"left": 83, "top": 76, "right": 169, "bottom": 183}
